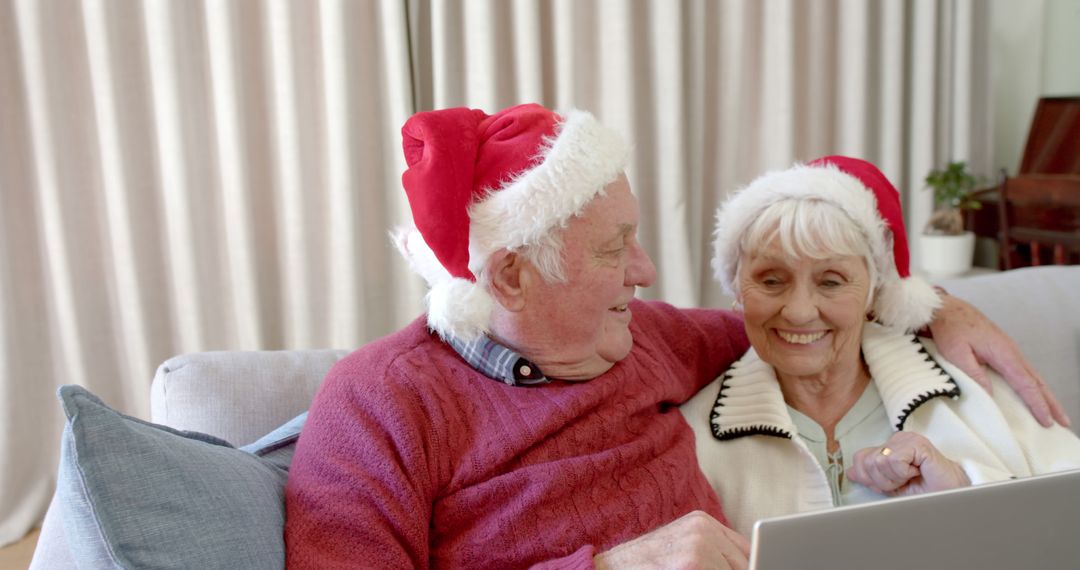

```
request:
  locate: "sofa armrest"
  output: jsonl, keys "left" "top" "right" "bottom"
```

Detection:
{"left": 150, "top": 349, "right": 348, "bottom": 447}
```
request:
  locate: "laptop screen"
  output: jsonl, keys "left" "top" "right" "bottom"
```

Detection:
{"left": 748, "top": 469, "right": 1080, "bottom": 570}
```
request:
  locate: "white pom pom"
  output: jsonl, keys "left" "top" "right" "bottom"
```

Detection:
{"left": 426, "top": 277, "right": 494, "bottom": 342}
{"left": 392, "top": 227, "right": 495, "bottom": 341}
{"left": 391, "top": 227, "right": 451, "bottom": 287}
{"left": 873, "top": 275, "right": 942, "bottom": 332}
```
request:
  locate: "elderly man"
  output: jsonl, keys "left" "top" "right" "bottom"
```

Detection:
{"left": 284, "top": 103, "right": 1066, "bottom": 569}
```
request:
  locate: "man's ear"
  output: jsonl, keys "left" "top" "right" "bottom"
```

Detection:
{"left": 486, "top": 249, "right": 528, "bottom": 312}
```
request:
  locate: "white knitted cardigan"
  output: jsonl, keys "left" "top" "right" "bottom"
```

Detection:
{"left": 681, "top": 322, "right": 1080, "bottom": 536}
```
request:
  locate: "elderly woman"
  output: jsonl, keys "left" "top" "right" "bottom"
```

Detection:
{"left": 682, "top": 155, "right": 1080, "bottom": 536}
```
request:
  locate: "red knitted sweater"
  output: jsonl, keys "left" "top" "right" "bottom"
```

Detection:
{"left": 285, "top": 300, "right": 747, "bottom": 569}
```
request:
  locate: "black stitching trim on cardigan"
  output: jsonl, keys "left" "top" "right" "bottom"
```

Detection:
{"left": 709, "top": 422, "right": 793, "bottom": 441}
{"left": 708, "top": 369, "right": 793, "bottom": 441}
{"left": 896, "top": 338, "right": 963, "bottom": 430}
{"left": 712, "top": 370, "right": 734, "bottom": 407}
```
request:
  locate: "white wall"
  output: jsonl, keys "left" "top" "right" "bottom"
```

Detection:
{"left": 991, "top": 0, "right": 1080, "bottom": 173}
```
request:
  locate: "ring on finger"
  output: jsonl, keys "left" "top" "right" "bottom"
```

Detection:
{"left": 880, "top": 447, "right": 892, "bottom": 457}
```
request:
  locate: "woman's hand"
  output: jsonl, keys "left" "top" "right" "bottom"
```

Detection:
{"left": 848, "top": 432, "right": 970, "bottom": 496}
{"left": 928, "top": 293, "right": 1070, "bottom": 428}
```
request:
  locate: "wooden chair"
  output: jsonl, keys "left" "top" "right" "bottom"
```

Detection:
{"left": 965, "top": 96, "right": 1080, "bottom": 268}
{"left": 997, "top": 173, "right": 1080, "bottom": 269}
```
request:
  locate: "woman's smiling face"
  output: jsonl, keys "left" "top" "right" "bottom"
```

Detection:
{"left": 737, "top": 239, "right": 871, "bottom": 383}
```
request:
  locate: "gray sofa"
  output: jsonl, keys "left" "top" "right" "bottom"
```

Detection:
{"left": 30, "top": 265, "right": 1080, "bottom": 568}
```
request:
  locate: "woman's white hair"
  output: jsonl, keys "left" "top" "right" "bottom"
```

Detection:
{"left": 714, "top": 161, "right": 940, "bottom": 331}
{"left": 733, "top": 199, "right": 881, "bottom": 309}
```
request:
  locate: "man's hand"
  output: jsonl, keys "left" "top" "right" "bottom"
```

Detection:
{"left": 848, "top": 432, "right": 970, "bottom": 496}
{"left": 928, "top": 293, "right": 1070, "bottom": 428}
{"left": 594, "top": 511, "right": 750, "bottom": 570}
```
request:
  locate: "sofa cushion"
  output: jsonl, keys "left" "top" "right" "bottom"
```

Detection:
{"left": 55, "top": 385, "right": 305, "bottom": 570}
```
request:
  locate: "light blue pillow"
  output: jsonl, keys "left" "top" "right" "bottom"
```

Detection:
{"left": 55, "top": 385, "right": 306, "bottom": 570}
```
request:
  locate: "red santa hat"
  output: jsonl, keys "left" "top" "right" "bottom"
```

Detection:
{"left": 712, "top": 155, "right": 941, "bottom": 331}
{"left": 394, "top": 103, "right": 628, "bottom": 341}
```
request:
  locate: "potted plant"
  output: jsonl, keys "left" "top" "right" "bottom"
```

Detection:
{"left": 920, "top": 161, "right": 982, "bottom": 276}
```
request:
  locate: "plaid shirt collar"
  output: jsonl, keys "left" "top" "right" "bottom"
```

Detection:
{"left": 445, "top": 334, "right": 549, "bottom": 386}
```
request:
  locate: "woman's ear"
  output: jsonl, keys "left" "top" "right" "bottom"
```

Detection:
{"left": 486, "top": 249, "right": 527, "bottom": 312}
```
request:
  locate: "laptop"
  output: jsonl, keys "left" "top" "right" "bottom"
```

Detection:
{"left": 748, "top": 468, "right": 1080, "bottom": 570}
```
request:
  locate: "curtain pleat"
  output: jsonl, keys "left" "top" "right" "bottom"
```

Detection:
{"left": 908, "top": 0, "right": 944, "bottom": 255}
{"left": 83, "top": 0, "right": 154, "bottom": 409}
{"left": 0, "top": 0, "right": 991, "bottom": 546}
{"left": 206, "top": 0, "right": 263, "bottom": 350}
{"left": 267, "top": 0, "right": 313, "bottom": 348}
{"left": 320, "top": 0, "right": 361, "bottom": 347}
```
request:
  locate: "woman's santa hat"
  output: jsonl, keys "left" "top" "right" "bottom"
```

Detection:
{"left": 712, "top": 155, "right": 941, "bottom": 331}
{"left": 394, "top": 103, "right": 628, "bottom": 341}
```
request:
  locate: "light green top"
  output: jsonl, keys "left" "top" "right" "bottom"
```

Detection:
{"left": 787, "top": 381, "right": 893, "bottom": 507}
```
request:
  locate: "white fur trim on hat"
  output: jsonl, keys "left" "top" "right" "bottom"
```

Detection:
{"left": 395, "top": 109, "right": 628, "bottom": 341}
{"left": 392, "top": 227, "right": 497, "bottom": 341}
{"left": 712, "top": 163, "right": 940, "bottom": 331}
{"left": 875, "top": 272, "right": 942, "bottom": 332}
{"left": 468, "top": 110, "right": 629, "bottom": 260}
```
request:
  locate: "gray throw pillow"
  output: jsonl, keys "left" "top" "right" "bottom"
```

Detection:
{"left": 55, "top": 385, "right": 306, "bottom": 570}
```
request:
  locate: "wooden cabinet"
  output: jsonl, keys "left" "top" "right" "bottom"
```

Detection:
{"left": 966, "top": 97, "right": 1080, "bottom": 269}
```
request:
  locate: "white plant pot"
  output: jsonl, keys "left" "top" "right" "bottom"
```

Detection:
{"left": 920, "top": 231, "right": 976, "bottom": 277}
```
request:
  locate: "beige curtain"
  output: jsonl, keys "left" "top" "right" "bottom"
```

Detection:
{"left": 0, "top": 0, "right": 990, "bottom": 545}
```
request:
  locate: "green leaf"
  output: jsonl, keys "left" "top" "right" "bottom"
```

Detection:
{"left": 924, "top": 160, "right": 982, "bottom": 213}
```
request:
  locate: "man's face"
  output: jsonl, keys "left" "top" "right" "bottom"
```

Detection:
{"left": 519, "top": 175, "right": 657, "bottom": 380}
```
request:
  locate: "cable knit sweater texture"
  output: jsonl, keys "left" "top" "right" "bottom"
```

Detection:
{"left": 284, "top": 299, "right": 748, "bottom": 569}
